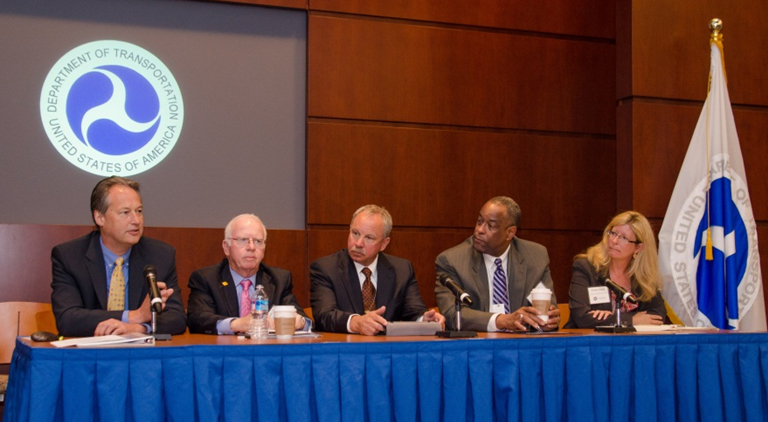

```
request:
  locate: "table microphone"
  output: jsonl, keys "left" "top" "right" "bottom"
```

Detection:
{"left": 605, "top": 278, "right": 638, "bottom": 304}
{"left": 436, "top": 274, "right": 477, "bottom": 338}
{"left": 143, "top": 264, "right": 163, "bottom": 314}
{"left": 438, "top": 274, "right": 473, "bottom": 305}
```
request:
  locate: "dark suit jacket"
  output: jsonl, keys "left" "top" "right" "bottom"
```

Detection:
{"left": 51, "top": 231, "right": 187, "bottom": 337}
{"left": 310, "top": 249, "right": 428, "bottom": 333}
{"left": 435, "top": 236, "right": 556, "bottom": 331}
{"left": 187, "top": 258, "right": 308, "bottom": 334}
{"left": 564, "top": 257, "right": 666, "bottom": 328}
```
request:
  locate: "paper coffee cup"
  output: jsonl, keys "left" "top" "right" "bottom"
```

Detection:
{"left": 530, "top": 288, "right": 552, "bottom": 322}
{"left": 273, "top": 305, "right": 296, "bottom": 339}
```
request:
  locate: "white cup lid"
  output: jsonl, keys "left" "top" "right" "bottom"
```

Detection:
{"left": 273, "top": 305, "right": 295, "bottom": 311}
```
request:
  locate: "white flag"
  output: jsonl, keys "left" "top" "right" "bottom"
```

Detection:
{"left": 658, "top": 34, "right": 766, "bottom": 331}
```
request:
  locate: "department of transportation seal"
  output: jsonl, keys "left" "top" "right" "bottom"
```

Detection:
{"left": 666, "top": 153, "right": 761, "bottom": 328}
{"left": 40, "top": 40, "right": 184, "bottom": 176}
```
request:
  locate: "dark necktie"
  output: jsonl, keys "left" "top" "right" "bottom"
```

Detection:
{"left": 361, "top": 267, "right": 376, "bottom": 312}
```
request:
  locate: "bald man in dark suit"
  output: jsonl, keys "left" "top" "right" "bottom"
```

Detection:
{"left": 310, "top": 205, "right": 444, "bottom": 335}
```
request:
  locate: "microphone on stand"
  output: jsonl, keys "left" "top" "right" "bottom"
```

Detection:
{"left": 604, "top": 278, "right": 638, "bottom": 304}
{"left": 438, "top": 274, "right": 473, "bottom": 305}
{"left": 595, "top": 277, "right": 638, "bottom": 333}
{"left": 436, "top": 274, "right": 477, "bottom": 338}
{"left": 143, "top": 264, "right": 172, "bottom": 341}
{"left": 143, "top": 265, "right": 163, "bottom": 314}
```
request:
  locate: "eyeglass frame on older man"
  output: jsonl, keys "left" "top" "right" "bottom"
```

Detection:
{"left": 228, "top": 237, "right": 266, "bottom": 248}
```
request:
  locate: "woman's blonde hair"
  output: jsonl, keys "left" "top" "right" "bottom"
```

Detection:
{"left": 577, "top": 211, "right": 662, "bottom": 302}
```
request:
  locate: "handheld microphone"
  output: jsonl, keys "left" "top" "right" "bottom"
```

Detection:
{"left": 604, "top": 278, "right": 638, "bottom": 304}
{"left": 438, "top": 274, "right": 474, "bottom": 305}
{"left": 143, "top": 265, "right": 163, "bottom": 314}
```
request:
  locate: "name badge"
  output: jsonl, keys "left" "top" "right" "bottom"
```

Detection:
{"left": 588, "top": 286, "right": 610, "bottom": 305}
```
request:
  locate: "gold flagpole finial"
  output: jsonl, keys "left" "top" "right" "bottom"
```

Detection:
{"left": 710, "top": 19, "right": 723, "bottom": 42}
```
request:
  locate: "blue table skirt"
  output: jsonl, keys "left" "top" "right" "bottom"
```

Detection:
{"left": 4, "top": 333, "right": 768, "bottom": 422}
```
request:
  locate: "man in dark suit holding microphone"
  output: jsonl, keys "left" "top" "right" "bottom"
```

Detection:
{"left": 51, "top": 176, "right": 186, "bottom": 337}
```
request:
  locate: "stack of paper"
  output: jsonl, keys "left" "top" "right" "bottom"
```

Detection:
{"left": 52, "top": 333, "right": 155, "bottom": 348}
{"left": 633, "top": 324, "right": 720, "bottom": 333}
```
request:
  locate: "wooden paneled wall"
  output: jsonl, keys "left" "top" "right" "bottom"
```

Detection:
{"left": 4, "top": 1, "right": 765, "bottom": 318}
{"left": 305, "top": 1, "right": 617, "bottom": 305}
{"left": 0, "top": 1, "right": 617, "bottom": 311}
{"left": 617, "top": 0, "right": 768, "bottom": 308}
{"left": 0, "top": 225, "right": 307, "bottom": 307}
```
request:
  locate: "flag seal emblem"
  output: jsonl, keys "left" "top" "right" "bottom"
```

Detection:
{"left": 667, "top": 153, "right": 761, "bottom": 328}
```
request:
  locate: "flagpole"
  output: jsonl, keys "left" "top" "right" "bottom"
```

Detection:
{"left": 659, "top": 17, "right": 767, "bottom": 330}
{"left": 705, "top": 18, "right": 723, "bottom": 262}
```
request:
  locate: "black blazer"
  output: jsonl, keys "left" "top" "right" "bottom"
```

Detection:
{"left": 310, "top": 249, "right": 428, "bottom": 333}
{"left": 186, "top": 258, "right": 308, "bottom": 334}
{"left": 51, "top": 231, "right": 187, "bottom": 337}
{"left": 564, "top": 257, "right": 667, "bottom": 328}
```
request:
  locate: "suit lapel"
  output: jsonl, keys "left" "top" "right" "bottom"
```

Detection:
{"left": 470, "top": 250, "right": 491, "bottom": 312}
{"left": 340, "top": 251, "right": 365, "bottom": 314}
{"left": 86, "top": 233, "right": 109, "bottom": 309}
{"left": 219, "top": 261, "right": 239, "bottom": 317}
{"left": 375, "top": 254, "right": 394, "bottom": 311}
{"left": 507, "top": 240, "right": 528, "bottom": 308}
{"left": 127, "top": 241, "right": 147, "bottom": 309}
{"left": 260, "top": 268, "right": 276, "bottom": 307}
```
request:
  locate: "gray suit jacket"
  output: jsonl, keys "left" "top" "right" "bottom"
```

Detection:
{"left": 435, "top": 236, "right": 556, "bottom": 331}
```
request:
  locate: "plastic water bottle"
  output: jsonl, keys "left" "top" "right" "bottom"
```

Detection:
{"left": 251, "top": 284, "right": 269, "bottom": 340}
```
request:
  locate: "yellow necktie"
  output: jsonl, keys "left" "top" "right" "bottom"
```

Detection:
{"left": 107, "top": 257, "right": 125, "bottom": 310}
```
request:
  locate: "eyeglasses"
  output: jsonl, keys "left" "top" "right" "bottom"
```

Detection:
{"left": 607, "top": 230, "right": 641, "bottom": 245}
{"left": 229, "top": 237, "right": 266, "bottom": 248}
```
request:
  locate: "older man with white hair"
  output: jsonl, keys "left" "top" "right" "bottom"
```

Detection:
{"left": 187, "top": 213, "right": 310, "bottom": 334}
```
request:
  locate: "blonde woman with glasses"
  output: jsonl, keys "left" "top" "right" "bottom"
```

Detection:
{"left": 564, "top": 211, "right": 666, "bottom": 328}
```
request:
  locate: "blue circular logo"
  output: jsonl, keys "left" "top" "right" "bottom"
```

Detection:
{"left": 666, "top": 154, "right": 761, "bottom": 328}
{"left": 41, "top": 40, "right": 184, "bottom": 176}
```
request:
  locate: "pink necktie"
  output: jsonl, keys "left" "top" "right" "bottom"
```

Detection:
{"left": 240, "top": 279, "right": 252, "bottom": 318}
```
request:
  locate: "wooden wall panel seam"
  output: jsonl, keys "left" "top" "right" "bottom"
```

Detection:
{"left": 308, "top": 10, "right": 615, "bottom": 44}
{"left": 307, "top": 0, "right": 615, "bottom": 40}
{"left": 306, "top": 116, "right": 617, "bottom": 140}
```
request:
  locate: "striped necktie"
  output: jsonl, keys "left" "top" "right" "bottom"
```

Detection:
{"left": 492, "top": 258, "right": 510, "bottom": 314}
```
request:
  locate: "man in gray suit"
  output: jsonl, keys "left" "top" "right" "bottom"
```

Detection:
{"left": 435, "top": 196, "right": 560, "bottom": 332}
